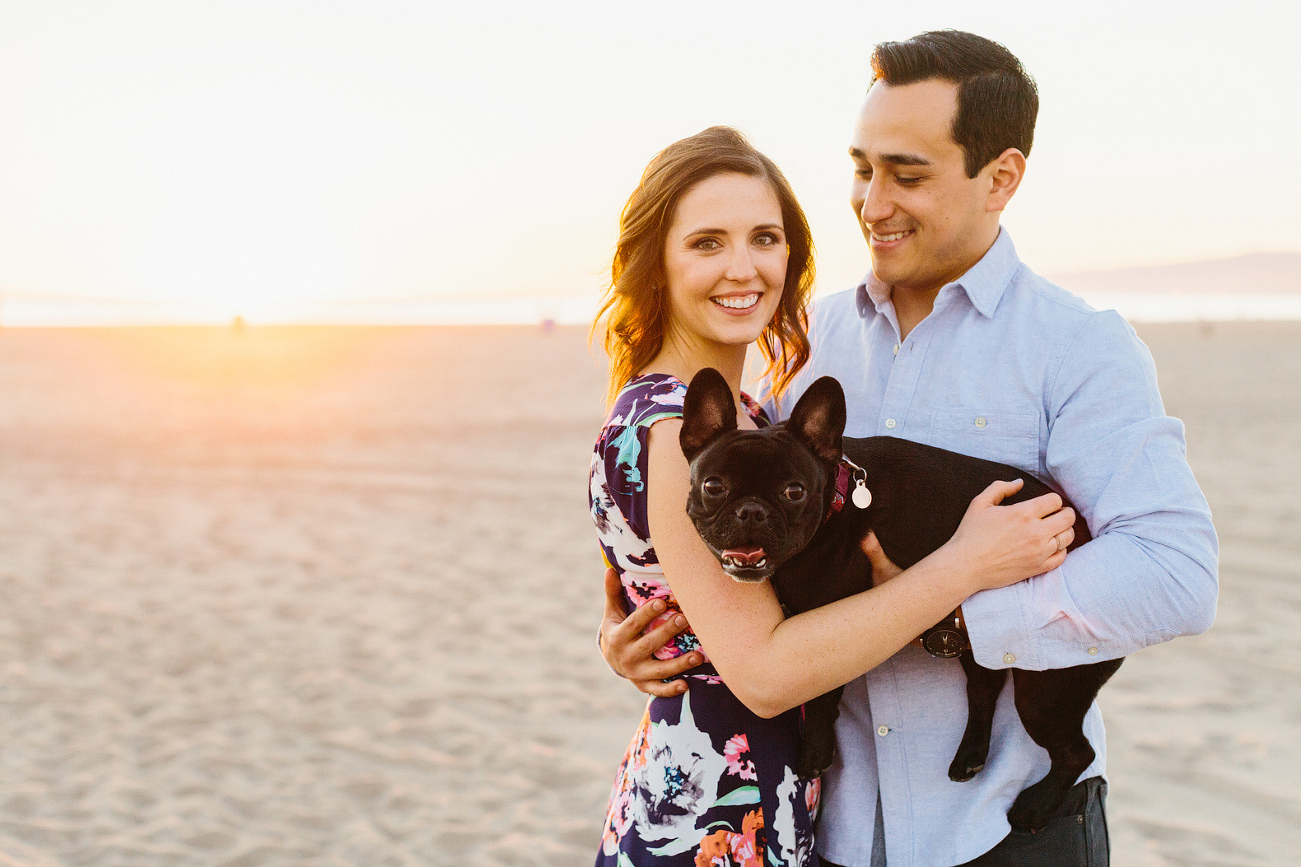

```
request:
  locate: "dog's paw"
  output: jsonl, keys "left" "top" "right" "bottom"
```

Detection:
{"left": 947, "top": 757, "right": 985, "bottom": 783}
{"left": 947, "top": 741, "right": 989, "bottom": 782}
{"left": 796, "top": 745, "right": 834, "bottom": 781}
{"left": 796, "top": 760, "right": 827, "bottom": 781}
{"left": 1007, "top": 788, "right": 1054, "bottom": 833}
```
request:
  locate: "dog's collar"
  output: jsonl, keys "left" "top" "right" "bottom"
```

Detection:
{"left": 827, "top": 456, "right": 872, "bottom": 519}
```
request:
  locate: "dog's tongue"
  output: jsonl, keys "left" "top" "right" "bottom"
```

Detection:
{"left": 721, "top": 546, "right": 766, "bottom": 567}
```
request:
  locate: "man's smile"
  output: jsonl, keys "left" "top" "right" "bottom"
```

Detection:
{"left": 871, "top": 229, "right": 913, "bottom": 243}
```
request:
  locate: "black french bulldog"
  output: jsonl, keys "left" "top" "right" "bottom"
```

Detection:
{"left": 679, "top": 367, "right": 1123, "bottom": 833}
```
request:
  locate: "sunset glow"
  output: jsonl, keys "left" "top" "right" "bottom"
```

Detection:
{"left": 1, "top": 1, "right": 1297, "bottom": 325}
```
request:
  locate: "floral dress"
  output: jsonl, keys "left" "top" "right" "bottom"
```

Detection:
{"left": 590, "top": 373, "right": 820, "bottom": 867}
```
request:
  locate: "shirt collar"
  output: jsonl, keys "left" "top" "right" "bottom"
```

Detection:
{"left": 854, "top": 228, "right": 1021, "bottom": 320}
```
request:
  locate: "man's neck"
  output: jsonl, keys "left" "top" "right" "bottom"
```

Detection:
{"left": 885, "top": 228, "right": 1002, "bottom": 340}
{"left": 893, "top": 286, "right": 941, "bottom": 341}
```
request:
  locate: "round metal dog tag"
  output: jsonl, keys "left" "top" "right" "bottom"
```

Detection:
{"left": 851, "top": 480, "right": 872, "bottom": 509}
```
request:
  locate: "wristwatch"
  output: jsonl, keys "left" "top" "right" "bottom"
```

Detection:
{"left": 920, "top": 609, "right": 969, "bottom": 658}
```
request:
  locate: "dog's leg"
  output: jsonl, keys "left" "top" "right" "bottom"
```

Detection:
{"left": 949, "top": 653, "right": 1007, "bottom": 782}
{"left": 1006, "top": 659, "right": 1124, "bottom": 832}
{"left": 797, "top": 686, "right": 845, "bottom": 780}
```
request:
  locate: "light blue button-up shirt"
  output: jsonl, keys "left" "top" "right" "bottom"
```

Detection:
{"left": 766, "top": 230, "right": 1218, "bottom": 867}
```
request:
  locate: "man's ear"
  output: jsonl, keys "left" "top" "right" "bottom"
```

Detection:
{"left": 786, "top": 376, "right": 846, "bottom": 464}
{"left": 985, "top": 147, "right": 1026, "bottom": 213}
{"left": 680, "top": 368, "right": 737, "bottom": 461}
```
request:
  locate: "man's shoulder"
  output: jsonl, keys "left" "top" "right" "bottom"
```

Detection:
{"left": 1004, "top": 263, "right": 1141, "bottom": 350}
{"left": 1006, "top": 263, "right": 1093, "bottom": 320}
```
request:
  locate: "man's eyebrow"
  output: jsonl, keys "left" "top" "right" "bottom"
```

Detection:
{"left": 848, "top": 147, "right": 932, "bottom": 167}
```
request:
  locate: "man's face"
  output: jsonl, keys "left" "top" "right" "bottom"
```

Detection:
{"left": 849, "top": 78, "right": 998, "bottom": 297}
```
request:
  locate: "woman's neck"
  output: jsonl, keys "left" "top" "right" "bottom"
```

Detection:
{"left": 642, "top": 336, "right": 748, "bottom": 408}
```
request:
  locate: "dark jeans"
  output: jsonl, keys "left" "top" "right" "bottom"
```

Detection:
{"left": 819, "top": 776, "right": 1110, "bottom": 867}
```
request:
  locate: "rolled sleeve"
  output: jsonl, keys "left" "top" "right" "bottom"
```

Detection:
{"left": 964, "top": 311, "right": 1219, "bottom": 671}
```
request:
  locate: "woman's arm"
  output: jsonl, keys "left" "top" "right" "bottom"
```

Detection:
{"left": 645, "top": 418, "right": 1074, "bottom": 719}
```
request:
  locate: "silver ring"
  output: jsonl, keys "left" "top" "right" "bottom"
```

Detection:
{"left": 1055, "top": 533, "right": 1066, "bottom": 552}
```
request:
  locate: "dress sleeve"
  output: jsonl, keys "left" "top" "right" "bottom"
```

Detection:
{"left": 961, "top": 311, "right": 1219, "bottom": 670}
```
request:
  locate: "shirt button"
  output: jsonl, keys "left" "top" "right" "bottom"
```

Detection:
{"left": 877, "top": 725, "right": 890, "bottom": 737}
{"left": 1087, "top": 647, "right": 1099, "bottom": 655}
{"left": 1003, "top": 652, "right": 1017, "bottom": 664}
{"left": 885, "top": 418, "right": 897, "bottom": 429}
{"left": 893, "top": 343, "right": 900, "bottom": 356}
{"left": 974, "top": 416, "right": 987, "bottom": 429}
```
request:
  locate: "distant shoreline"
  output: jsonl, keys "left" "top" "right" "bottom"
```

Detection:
{"left": 3, "top": 292, "right": 1301, "bottom": 328}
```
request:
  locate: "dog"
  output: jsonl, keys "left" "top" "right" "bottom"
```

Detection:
{"left": 679, "top": 367, "right": 1123, "bottom": 833}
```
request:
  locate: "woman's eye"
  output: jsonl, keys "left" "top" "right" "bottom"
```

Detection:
{"left": 702, "top": 479, "right": 727, "bottom": 497}
{"left": 783, "top": 483, "right": 806, "bottom": 502}
{"left": 694, "top": 238, "right": 721, "bottom": 251}
{"left": 754, "top": 232, "right": 782, "bottom": 247}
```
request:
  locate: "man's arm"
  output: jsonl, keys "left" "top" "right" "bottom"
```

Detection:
{"left": 599, "top": 567, "right": 702, "bottom": 697}
{"left": 962, "top": 310, "right": 1219, "bottom": 670}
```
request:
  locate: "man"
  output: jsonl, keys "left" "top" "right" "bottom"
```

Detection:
{"left": 600, "top": 30, "right": 1218, "bottom": 867}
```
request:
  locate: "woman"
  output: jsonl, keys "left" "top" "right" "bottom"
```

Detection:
{"left": 589, "top": 127, "right": 1073, "bottom": 866}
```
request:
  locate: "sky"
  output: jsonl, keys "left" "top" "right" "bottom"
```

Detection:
{"left": 1, "top": 0, "right": 1298, "bottom": 324}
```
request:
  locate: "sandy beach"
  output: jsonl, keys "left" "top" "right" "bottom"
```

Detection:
{"left": 0, "top": 321, "right": 1297, "bottom": 866}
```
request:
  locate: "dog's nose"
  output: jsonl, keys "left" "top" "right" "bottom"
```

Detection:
{"left": 735, "top": 501, "right": 769, "bottom": 524}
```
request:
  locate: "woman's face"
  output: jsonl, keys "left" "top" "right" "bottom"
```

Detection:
{"left": 661, "top": 172, "right": 787, "bottom": 355}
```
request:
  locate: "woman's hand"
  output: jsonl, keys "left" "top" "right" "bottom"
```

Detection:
{"left": 942, "top": 478, "right": 1076, "bottom": 594}
{"left": 599, "top": 568, "right": 703, "bottom": 698}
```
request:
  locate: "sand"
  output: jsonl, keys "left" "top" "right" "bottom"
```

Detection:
{"left": 0, "top": 321, "right": 1297, "bottom": 866}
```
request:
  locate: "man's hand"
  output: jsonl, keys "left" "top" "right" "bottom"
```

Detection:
{"left": 600, "top": 568, "right": 703, "bottom": 697}
{"left": 860, "top": 531, "right": 925, "bottom": 646}
{"left": 859, "top": 530, "right": 904, "bottom": 584}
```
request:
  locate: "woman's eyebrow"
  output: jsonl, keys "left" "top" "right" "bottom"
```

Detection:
{"left": 685, "top": 223, "right": 783, "bottom": 236}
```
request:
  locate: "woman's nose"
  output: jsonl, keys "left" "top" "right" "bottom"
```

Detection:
{"left": 725, "top": 245, "right": 757, "bottom": 281}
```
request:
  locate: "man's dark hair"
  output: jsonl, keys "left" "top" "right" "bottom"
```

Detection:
{"left": 870, "top": 30, "right": 1038, "bottom": 178}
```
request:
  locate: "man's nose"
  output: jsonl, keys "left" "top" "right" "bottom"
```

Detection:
{"left": 858, "top": 177, "right": 892, "bottom": 224}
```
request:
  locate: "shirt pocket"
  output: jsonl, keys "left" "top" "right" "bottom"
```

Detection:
{"left": 929, "top": 407, "right": 1040, "bottom": 469}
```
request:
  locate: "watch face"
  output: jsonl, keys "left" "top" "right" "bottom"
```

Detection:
{"left": 923, "top": 629, "right": 965, "bottom": 659}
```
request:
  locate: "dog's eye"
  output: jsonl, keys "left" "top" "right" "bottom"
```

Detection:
{"left": 783, "top": 483, "right": 806, "bottom": 502}
{"left": 702, "top": 478, "right": 727, "bottom": 498}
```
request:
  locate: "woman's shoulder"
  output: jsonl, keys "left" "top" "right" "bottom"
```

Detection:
{"left": 605, "top": 373, "right": 688, "bottom": 431}
{"left": 739, "top": 391, "right": 770, "bottom": 427}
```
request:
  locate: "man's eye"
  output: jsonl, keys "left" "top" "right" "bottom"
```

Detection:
{"left": 783, "top": 483, "right": 806, "bottom": 502}
{"left": 897, "top": 176, "right": 921, "bottom": 185}
{"left": 702, "top": 479, "right": 727, "bottom": 497}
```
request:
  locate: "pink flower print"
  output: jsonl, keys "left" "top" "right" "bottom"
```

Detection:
{"left": 805, "top": 775, "right": 821, "bottom": 821}
{"left": 724, "top": 734, "right": 757, "bottom": 781}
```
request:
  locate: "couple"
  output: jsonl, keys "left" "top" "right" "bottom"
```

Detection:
{"left": 589, "top": 30, "right": 1218, "bottom": 867}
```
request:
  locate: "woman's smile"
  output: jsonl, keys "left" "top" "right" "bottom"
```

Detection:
{"left": 711, "top": 292, "right": 762, "bottom": 312}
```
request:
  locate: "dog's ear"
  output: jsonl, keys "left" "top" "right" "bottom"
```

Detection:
{"left": 680, "top": 368, "right": 737, "bottom": 461}
{"left": 786, "top": 376, "right": 846, "bottom": 464}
